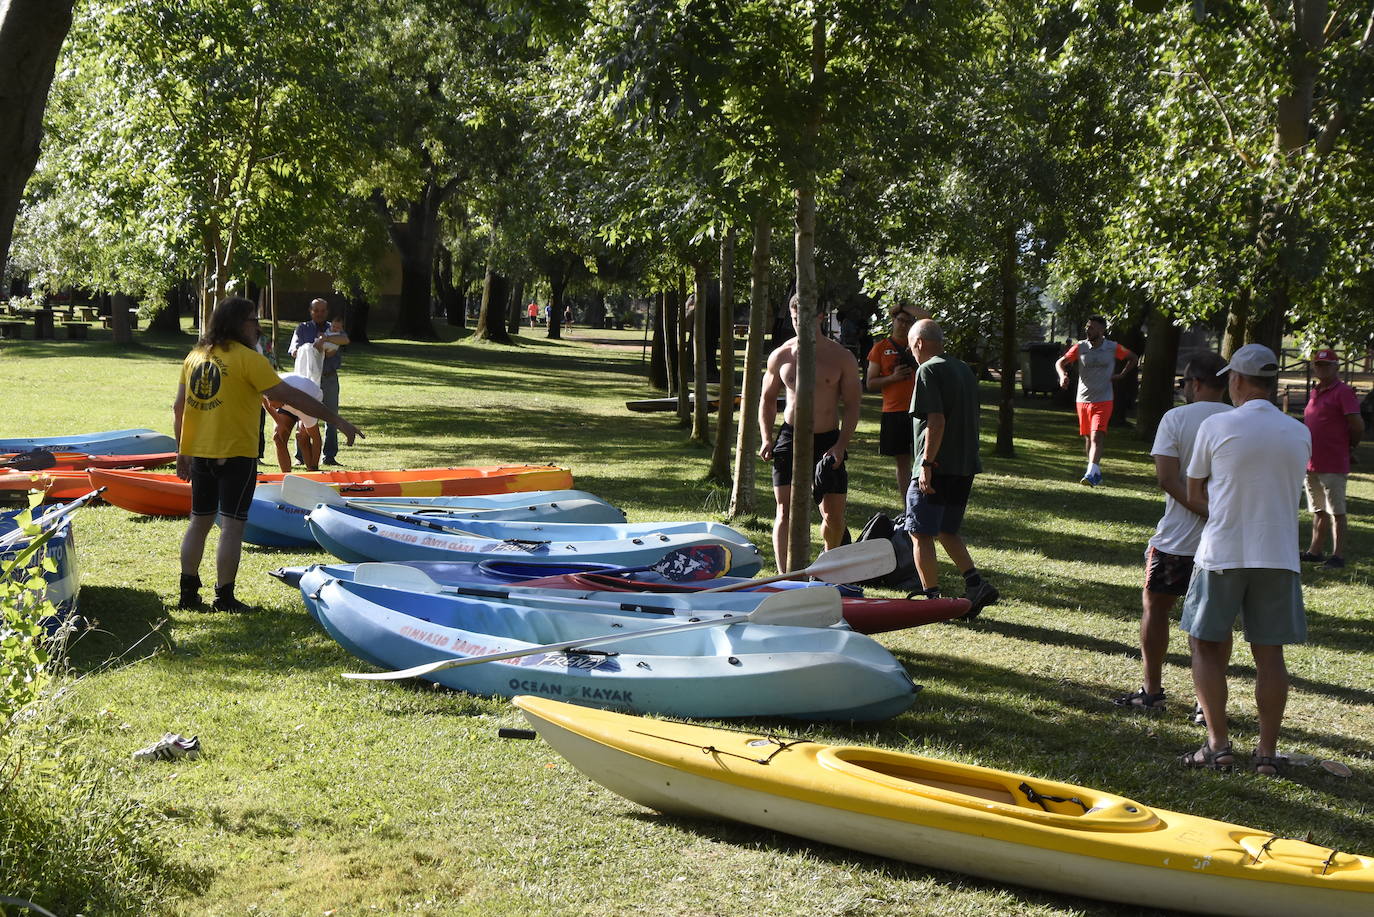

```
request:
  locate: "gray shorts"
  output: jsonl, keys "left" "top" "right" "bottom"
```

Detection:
{"left": 1179, "top": 567, "right": 1306, "bottom": 645}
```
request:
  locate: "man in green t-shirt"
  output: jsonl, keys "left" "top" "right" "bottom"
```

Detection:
{"left": 904, "top": 319, "right": 1000, "bottom": 619}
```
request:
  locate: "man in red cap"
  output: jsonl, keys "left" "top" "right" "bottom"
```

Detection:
{"left": 1301, "top": 348, "right": 1364, "bottom": 568}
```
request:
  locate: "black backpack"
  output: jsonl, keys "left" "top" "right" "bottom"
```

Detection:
{"left": 857, "top": 512, "right": 921, "bottom": 591}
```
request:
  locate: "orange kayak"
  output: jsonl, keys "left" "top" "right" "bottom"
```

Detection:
{"left": 88, "top": 465, "right": 575, "bottom": 516}
{"left": 0, "top": 451, "right": 176, "bottom": 470}
{"left": 0, "top": 470, "right": 97, "bottom": 502}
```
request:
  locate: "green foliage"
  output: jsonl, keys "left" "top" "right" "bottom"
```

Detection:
{"left": 0, "top": 511, "right": 57, "bottom": 737}
{"left": 0, "top": 718, "right": 185, "bottom": 915}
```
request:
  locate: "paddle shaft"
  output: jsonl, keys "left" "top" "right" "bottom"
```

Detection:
{"left": 0, "top": 487, "right": 105, "bottom": 550}
{"left": 695, "top": 540, "right": 895, "bottom": 593}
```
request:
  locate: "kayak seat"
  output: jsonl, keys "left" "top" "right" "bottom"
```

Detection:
{"left": 817, "top": 748, "right": 1160, "bottom": 832}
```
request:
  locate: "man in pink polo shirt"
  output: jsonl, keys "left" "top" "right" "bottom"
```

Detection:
{"left": 1300, "top": 348, "right": 1364, "bottom": 569}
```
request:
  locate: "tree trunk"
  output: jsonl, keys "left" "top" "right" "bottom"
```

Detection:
{"left": 477, "top": 258, "right": 511, "bottom": 344}
{"left": 148, "top": 282, "right": 186, "bottom": 333}
{"left": 374, "top": 185, "right": 443, "bottom": 340}
{"left": 110, "top": 292, "right": 133, "bottom": 345}
{"left": 784, "top": 12, "right": 826, "bottom": 573}
{"left": 506, "top": 278, "right": 525, "bottom": 339}
{"left": 675, "top": 272, "right": 690, "bottom": 424}
{"left": 690, "top": 263, "right": 711, "bottom": 444}
{"left": 708, "top": 226, "right": 736, "bottom": 483}
{"left": 345, "top": 284, "right": 371, "bottom": 344}
{"left": 728, "top": 210, "right": 771, "bottom": 519}
{"left": 547, "top": 262, "right": 567, "bottom": 341}
{"left": 994, "top": 223, "right": 1017, "bottom": 458}
{"left": 1136, "top": 306, "right": 1181, "bottom": 442}
{"left": 1221, "top": 286, "right": 1249, "bottom": 359}
{"left": 435, "top": 242, "right": 465, "bottom": 328}
{"left": 649, "top": 290, "right": 668, "bottom": 390}
{"left": 0, "top": 1, "right": 73, "bottom": 284}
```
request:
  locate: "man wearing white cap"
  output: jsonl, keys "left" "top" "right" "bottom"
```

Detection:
{"left": 1178, "top": 343, "right": 1310, "bottom": 776}
{"left": 1300, "top": 348, "right": 1363, "bottom": 569}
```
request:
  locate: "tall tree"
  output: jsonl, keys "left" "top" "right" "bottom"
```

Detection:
{"left": 0, "top": 0, "right": 74, "bottom": 285}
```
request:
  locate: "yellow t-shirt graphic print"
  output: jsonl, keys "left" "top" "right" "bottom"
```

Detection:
{"left": 179, "top": 342, "right": 281, "bottom": 458}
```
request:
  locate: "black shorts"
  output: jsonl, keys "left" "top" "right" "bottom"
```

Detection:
{"left": 903, "top": 473, "right": 975, "bottom": 536}
{"left": 771, "top": 423, "right": 847, "bottom": 493}
{"left": 1144, "top": 546, "right": 1194, "bottom": 597}
{"left": 189, "top": 456, "right": 258, "bottom": 521}
{"left": 879, "top": 411, "right": 913, "bottom": 456}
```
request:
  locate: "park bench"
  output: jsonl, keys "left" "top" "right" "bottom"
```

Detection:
{"left": 99, "top": 309, "right": 139, "bottom": 330}
{"left": 63, "top": 322, "right": 90, "bottom": 340}
{"left": 0, "top": 321, "right": 23, "bottom": 339}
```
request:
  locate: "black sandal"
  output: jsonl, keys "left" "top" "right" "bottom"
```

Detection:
{"left": 1114, "top": 687, "right": 1166, "bottom": 711}
{"left": 1178, "top": 742, "right": 1235, "bottom": 771}
{"left": 1252, "top": 752, "right": 1283, "bottom": 778}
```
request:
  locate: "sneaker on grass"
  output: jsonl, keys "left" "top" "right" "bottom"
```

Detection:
{"left": 1079, "top": 469, "right": 1103, "bottom": 487}
{"left": 132, "top": 733, "right": 201, "bottom": 763}
{"left": 961, "top": 580, "right": 1000, "bottom": 620}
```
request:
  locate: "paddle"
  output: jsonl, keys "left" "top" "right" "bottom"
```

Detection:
{"left": 353, "top": 562, "right": 728, "bottom": 615}
{"left": 0, "top": 487, "right": 106, "bottom": 551}
{"left": 0, "top": 449, "right": 58, "bottom": 472}
{"left": 340, "top": 585, "right": 843, "bottom": 681}
{"left": 696, "top": 539, "right": 896, "bottom": 593}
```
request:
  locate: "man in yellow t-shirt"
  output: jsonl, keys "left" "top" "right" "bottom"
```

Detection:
{"left": 173, "top": 297, "right": 362, "bottom": 612}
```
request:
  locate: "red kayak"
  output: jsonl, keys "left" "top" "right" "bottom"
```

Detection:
{"left": 516, "top": 571, "right": 970, "bottom": 635}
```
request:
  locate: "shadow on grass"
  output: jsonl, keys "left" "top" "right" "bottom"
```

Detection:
{"left": 64, "top": 585, "right": 172, "bottom": 674}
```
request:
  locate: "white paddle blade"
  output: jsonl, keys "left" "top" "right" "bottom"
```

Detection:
{"left": 749, "top": 586, "right": 843, "bottom": 627}
{"left": 353, "top": 563, "right": 444, "bottom": 593}
{"left": 280, "top": 474, "right": 342, "bottom": 509}
{"left": 340, "top": 584, "right": 841, "bottom": 682}
{"left": 806, "top": 539, "right": 896, "bottom": 584}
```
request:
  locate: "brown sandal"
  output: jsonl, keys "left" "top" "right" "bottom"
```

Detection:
{"left": 1178, "top": 742, "right": 1235, "bottom": 771}
{"left": 1252, "top": 752, "right": 1282, "bottom": 778}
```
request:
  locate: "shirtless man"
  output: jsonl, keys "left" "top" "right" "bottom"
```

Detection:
{"left": 758, "top": 294, "right": 862, "bottom": 568}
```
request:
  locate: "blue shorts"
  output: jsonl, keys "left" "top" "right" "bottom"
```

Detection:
{"left": 902, "top": 474, "right": 974, "bottom": 537}
{"left": 1179, "top": 567, "right": 1306, "bottom": 645}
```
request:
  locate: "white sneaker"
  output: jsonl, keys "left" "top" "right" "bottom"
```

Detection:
{"left": 132, "top": 732, "right": 201, "bottom": 762}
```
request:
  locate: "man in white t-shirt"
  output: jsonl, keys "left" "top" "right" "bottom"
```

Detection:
{"left": 1114, "top": 353, "right": 1230, "bottom": 712}
{"left": 1178, "top": 344, "right": 1311, "bottom": 776}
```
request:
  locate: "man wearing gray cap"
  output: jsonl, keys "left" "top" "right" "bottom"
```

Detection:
{"left": 1178, "top": 344, "right": 1310, "bottom": 776}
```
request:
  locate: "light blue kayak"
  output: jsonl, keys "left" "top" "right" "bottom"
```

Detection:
{"left": 0, "top": 428, "right": 176, "bottom": 456}
{"left": 290, "top": 562, "right": 770, "bottom": 623}
{"left": 310, "top": 577, "right": 916, "bottom": 721}
{"left": 244, "top": 486, "right": 627, "bottom": 548}
{"left": 1, "top": 508, "right": 81, "bottom": 632}
{"left": 305, "top": 505, "right": 764, "bottom": 575}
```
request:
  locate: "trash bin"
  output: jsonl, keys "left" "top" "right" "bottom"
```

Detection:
{"left": 1019, "top": 342, "right": 1062, "bottom": 396}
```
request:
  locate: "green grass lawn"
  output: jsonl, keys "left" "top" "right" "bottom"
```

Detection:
{"left": 2, "top": 322, "right": 1371, "bottom": 916}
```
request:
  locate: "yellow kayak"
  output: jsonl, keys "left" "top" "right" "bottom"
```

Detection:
{"left": 514, "top": 696, "right": 1374, "bottom": 916}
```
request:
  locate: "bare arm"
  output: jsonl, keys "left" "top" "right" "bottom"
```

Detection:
{"left": 865, "top": 359, "right": 912, "bottom": 393}
{"left": 1155, "top": 455, "right": 1206, "bottom": 516}
{"left": 173, "top": 383, "right": 189, "bottom": 480}
{"left": 829, "top": 356, "right": 862, "bottom": 463}
{"left": 262, "top": 382, "right": 364, "bottom": 446}
{"left": 1055, "top": 355, "right": 1071, "bottom": 387}
{"left": 918, "top": 413, "right": 946, "bottom": 493}
{"left": 1186, "top": 475, "right": 1209, "bottom": 518}
{"left": 1346, "top": 413, "right": 1364, "bottom": 448}
{"left": 1113, "top": 351, "right": 1139, "bottom": 382}
{"left": 757, "top": 354, "right": 782, "bottom": 460}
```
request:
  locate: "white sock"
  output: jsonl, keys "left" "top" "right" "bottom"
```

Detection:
{"left": 1087, "top": 462, "right": 1101, "bottom": 476}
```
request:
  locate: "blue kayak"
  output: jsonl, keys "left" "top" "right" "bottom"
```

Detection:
{"left": 305, "top": 505, "right": 763, "bottom": 575}
{"left": 1, "top": 508, "right": 81, "bottom": 632}
{"left": 270, "top": 558, "right": 861, "bottom": 596}
{"left": 0, "top": 428, "right": 176, "bottom": 456}
{"left": 244, "top": 486, "right": 627, "bottom": 548}
{"left": 310, "top": 577, "right": 916, "bottom": 721}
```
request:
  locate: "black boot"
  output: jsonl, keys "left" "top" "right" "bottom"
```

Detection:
{"left": 212, "top": 582, "right": 253, "bottom": 613}
{"left": 178, "top": 573, "right": 205, "bottom": 610}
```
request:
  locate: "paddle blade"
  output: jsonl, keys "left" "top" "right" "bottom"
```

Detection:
{"left": 749, "top": 587, "right": 843, "bottom": 628}
{"left": 650, "top": 544, "right": 730, "bottom": 581}
{"left": 2, "top": 449, "right": 57, "bottom": 471}
{"left": 806, "top": 540, "right": 897, "bottom": 585}
{"left": 353, "top": 563, "right": 444, "bottom": 593}
{"left": 280, "top": 473, "right": 342, "bottom": 509}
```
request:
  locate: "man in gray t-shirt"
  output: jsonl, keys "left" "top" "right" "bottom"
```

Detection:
{"left": 1054, "top": 315, "right": 1137, "bottom": 487}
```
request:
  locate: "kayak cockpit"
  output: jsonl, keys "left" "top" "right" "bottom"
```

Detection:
{"left": 818, "top": 748, "right": 1160, "bottom": 832}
